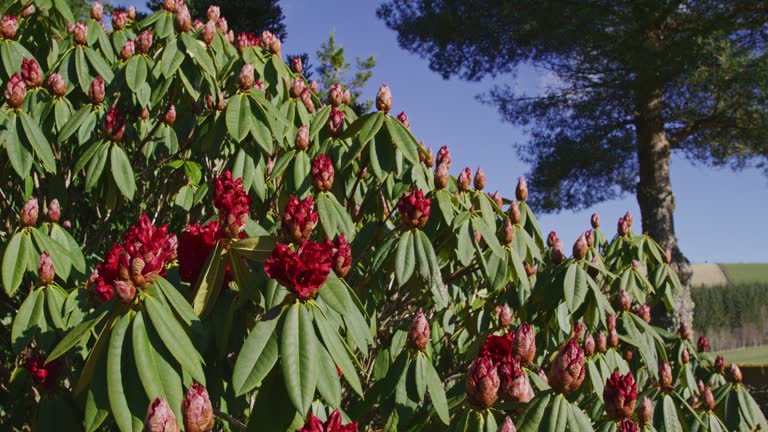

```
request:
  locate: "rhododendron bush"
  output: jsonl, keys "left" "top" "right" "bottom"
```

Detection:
{"left": 1, "top": 1, "right": 767, "bottom": 431}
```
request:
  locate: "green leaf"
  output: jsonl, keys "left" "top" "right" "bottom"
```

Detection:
{"left": 125, "top": 55, "right": 147, "bottom": 92}
{"left": 84, "top": 353, "right": 109, "bottom": 432}
{"left": 314, "top": 309, "right": 364, "bottom": 397}
{"left": 414, "top": 354, "right": 428, "bottom": 402}
{"left": 2, "top": 232, "right": 27, "bottom": 296}
{"left": 11, "top": 289, "right": 40, "bottom": 352}
{"left": 316, "top": 345, "right": 342, "bottom": 408}
{"left": 181, "top": 33, "right": 215, "bottom": 77}
{"left": 31, "top": 228, "right": 73, "bottom": 281}
{"left": 384, "top": 116, "right": 420, "bottom": 165}
{"left": 226, "top": 93, "right": 252, "bottom": 142}
{"left": 50, "top": 224, "right": 86, "bottom": 273}
{"left": 564, "top": 264, "right": 577, "bottom": 312}
{"left": 75, "top": 47, "right": 91, "bottom": 92}
{"left": 281, "top": 302, "right": 318, "bottom": 414}
{"left": 395, "top": 230, "right": 416, "bottom": 287}
{"left": 84, "top": 47, "right": 114, "bottom": 83}
{"left": 519, "top": 394, "right": 551, "bottom": 432}
{"left": 132, "top": 311, "right": 168, "bottom": 402}
{"left": 230, "top": 235, "right": 276, "bottom": 261}
{"left": 232, "top": 311, "right": 280, "bottom": 395}
{"left": 46, "top": 308, "right": 109, "bottom": 363}
{"left": 144, "top": 296, "right": 205, "bottom": 384}
{"left": 59, "top": 105, "right": 92, "bottom": 144}
{"left": 318, "top": 271, "right": 353, "bottom": 315}
{"left": 191, "top": 242, "right": 225, "bottom": 317}
{"left": 660, "top": 394, "right": 683, "bottom": 432}
{"left": 425, "top": 358, "right": 450, "bottom": 424}
{"left": 5, "top": 118, "right": 33, "bottom": 177}
{"left": 471, "top": 217, "right": 504, "bottom": 259}
{"left": 46, "top": 286, "right": 67, "bottom": 330}
{"left": 107, "top": 312, "right": 133, "bottom": 432}
{"left": 19, "top": 111, "right": 57, "bottom": 173}
{"left": 110, "top": 145, "right": 136, "bottom": 200}
{"left": 154, "top": 277, "right": 199, "bottom": 328}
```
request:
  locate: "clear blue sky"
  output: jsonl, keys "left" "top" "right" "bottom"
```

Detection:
{"left": 120, "top": 0, "right": 768, "bottom": 262}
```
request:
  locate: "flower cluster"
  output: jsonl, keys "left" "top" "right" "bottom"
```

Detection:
{"left": 326, "top": 234, "right": 352, "bottom": 278}
{"left": 237, "top": 32, "right": 261, "bottom": 52}
{"left": 23, "top": 351, "right": 62, "bottom": 392}
{"left": 548, "top": 338, "right": 586, "bottom": 393}
{"left": 311, "top": 154, "right": 335, "bottom": 192}
{"left": 397, "top": 189, "right": 431, "bottom": 228}
{"left": 213, "top": 170, "right": 252, "bottom": 238}
{"left": 297, "top": 410, "right": 358, "bottom": 432}
{"left": 280, "top": 195, "right": 318, "bottom": 244}
{"left": 604, "top": 370, "right": 638, "bottom": 420}
{"left": 178, "top": 221, "right": 222, "bottom": 285}
{"left": 264, "top": 241, "right": 333, "bottom": 300}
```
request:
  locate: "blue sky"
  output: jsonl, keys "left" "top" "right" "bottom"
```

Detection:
{"left": 119, "top": 0, "right": 768, "bottom": 262}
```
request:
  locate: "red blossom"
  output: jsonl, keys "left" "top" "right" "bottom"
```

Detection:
{"left": 213, "top": 171, "right": 252, "bottom": 238}
{"left": 178, "top": 221, "right": 222, "bottom": 285}
{"left": 480, "top": 333, "right": 514, "bottom": 366}
{"left": 604, "top": 370, "right": 638, "bottom": 420}
{"left": 397, "top": 189, "right": 431, "bottom": 228}
{"left": 23, "top": 352, "right": 62, "bottom": 392}
{"left": 264, "top": 241, "right": 332, "bottom": 300}
{"left": 311, "top": 154, "right": 335, "bottom": 192}
{"left": 326, "top": 234, "right": 352, "bottom": 278}
{"left": 280, "top": 195, "right": 318, "bottom": 243}
{"left": 21, "top": 58, "right": 43, "bottom": 88}
{"left": 296, "top": 410, "right": 358, "bottom": 432}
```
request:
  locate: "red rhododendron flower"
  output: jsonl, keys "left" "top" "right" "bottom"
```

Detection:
{"left": 480, "top": 333, "right": 514, "bottom": 366}
{"left": 213, "top": 170, "right": 252, "bottom": 238}
{"left": 499, "top": 358, "right": 533, "bottom": 403}
{"left": 23, "top": 352, "right": 62, "bottom": 392}
{"left": 118, "top": 214, "right": 177, "bottom": 291}
{"left": 397, "top": 189, "right": 431, "bottom": 228}
{"left": 178, "top": 221, "right": 221, "bottom": 284}
{"left": 264, "top": 241, "right": 332, "bottom": 300}
{"left": 88, "top": 242, "right": 122, "bottom": 303}
{"left": 280, "top": 195, "right": 318, "bottom": 243}
{"left": 604, "top": 370, "right": 638, "bottom": 420}
{"left": 296, "top": 410, "right": 358, "bottom": 432}
{"left": 326, "top": 234, "right": 351, "bottom": 277}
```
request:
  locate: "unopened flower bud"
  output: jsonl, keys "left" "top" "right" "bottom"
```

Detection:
{"left": 617, "top": 289, "right": 632, "bottom": 312}
{"left": 103, "top": 107, "right": 126, "bottom": 141}
{"left": 596, "top": 331, "right": 607, "bottom": 353}
{"left": 1, "top": 15, "right": 18, "bottom": 40}
{"left": 604, "top": 370, "right": 638, "bottom": 420}
{"left": 120, "top": 39, "right": 135, "bottom": 60}
{"left": 607, "top": 313, "right": 617, "bottom": 331}
{"left": 473, "top": 229, "right": 482, "bottom": 245}
{"left": 681, "top": 347, "right": 690, "bottom": 364}
{"left": 91, "top": 1, "right": 103, "bottom": 21}
{"left": 697, "top": 379, "right": 707, "bottom": 394}
{"left": 474, "top": 167, "right": 486, "bottom": 190}
{"left": 21, "top": 58, "right": 43, "bottom": 88}
{"left": 280, "top": 195, "right": 318, "bottom": 243}
{"left": 572, "top": 321, "right": 584, "bottom": 341}
{"left": 499, "top": 417, "right": 517, "bottom": 432}
{"left": 714, "top": 356, "right": 725, "bottom": 373}
{"left": 62, "top": 220, "right": 72, "bottom": 230}
{"left": 182, "top": 383, "right": 214, "bottom": 432}
{"left": 199, "top": 21, "right": 215, "bottom": 44}
{"left": 47, "top": 73, "right": 67, "bottom": 97}
{"left": 140, "top": 107, "right": 150, "bottom": 120}
{"left": 311, "top": 154, "right": 334, "bottom": 192}
{"left": 434, "top": 163, "right": 449, "bottom": 189}
{"left": 515, "top": 177, "right": 528, "bottom": 201}
{"left": 502, "top": 219, "right": 514, "bottom": 245}
{"left": 174, "top": 4, "right": 191, "bottom": 33}
{"left": 508, "top": 201, "right": 521, "bottom": 224}
{"left": 623, "top": 211, "right": 633, "bottom": 227}
{"left": 20, "top": 197, "right": 38, "bottom": 226}
{"left": 678, "top": 322, "right": 691, "bottom": 340}
{"left": 115, "top": 280, "right": 136, "bottom": 303}
{"left": 295, "top": 125, "right": 309, "bottom": 151}
{"left": 136, "top": 30, "right": 153, "bottom": 54}
{"left": 499, "top": 359, "right": 533, "bottom": 403}
{"left": 4, "top": 73, "right": 25, "bottom": 108}
{"left": 300, "top": 88, "right": 315, "bottom": 113}
{"left": 496, "top": 304, "right": 513, "bottom": 328}
{"left": 465, "top": 356, "right": 500, "bottom": 409}
{"left": 435, "top": 146, "right": 451, "bottom": 169}
{"left": 638, "top": 397, "right": 653, "bottom": 425}
{"left": 548, "top": 338, "right": 586, "bottom": 393}
{"left": 513, "top": 323, "right": 536, "bottom": 367}
{"left": 342, "top": 87, "right": 350, "bottom": 104}
{"left": 591, "top": 213, "right": 600, "bottom": 228}
{"left": 47, "top": 199, "right": 61, "bottom": 223}
{"left": 608, "top": 328, "right": 619, "bottom": 348}
{"left": 457, "top": 167, "right": 471, "bottom": 192}
{"left": 551, "top": 242, "right": 565, "bottom": 265}
{"left": 728, "top": 363, "right": 742, "bottom": 383}
{"left": 397, "top": 111, "right": 409, "bottom": 129}
{"left": 584, "top": 230, "right": 594, "bottom": 248}
{"left": 375, "top": 84, "right": 392, "bottom": 113}
{"left": 164, "top": 105, "right": 176, "bottom": 125}
{"left": 238, "top": 63, "right": 254, "bottom": 91}
{"left": 127, "top": 6, "right": 136, "bottom": 20}
{"left": 624, "top": 348, "right": 634, "bottom": 361}
{"left": 408, "top": 312, "right": 430, "bottom": 352}
{"left": 633, "top": 304, "right": 651, "bottom": 323}
{"left": 422, "top": 146, "right": 435, "bottom": 168}
{"left": 617, "top": 419, "right": 639, "bottom": 432}
{"left": 38, "top": 252, "right": 55, "bottom": 285}
{"left": 659, "top": 362, "right": 674, "bottom": 390}
{"left": 289, "top": 76, "right": 306, "bottom": 99}
{"left": 397, "top": 189, "right": 431, "bottom": 229}
{"left": 89, "top": 76, "right": 104, "bottom": 104}
{"left": 547, "top": 231, "right": 559, "bottom": 248}
{"left": 617, "top": 217, "right": 629, "bottom": 236}
{"left": 290, "top": 56, "right": 303, "bottom": 74}
{"left": 112, "top": 10, "right": 127, "bottom": 30}
{"left": 22, "top": 5, "right": 35, "bottom": 17}
{"left": 144, "top": 397, "right": 180, "bottom": 432}
{"left": 572, "top": 234, "right": 588, "bottom": 260}
{"left": 702, "top": 387, "right": 715, "bottom": 411}
{"left": 327, "top": 107, "right": 344, "bottom": 137}
{"left": 584, "top": 333, "right": 595, "bottom": 356}
{"left": 227, "top": 30, "right": 234, "bottom": 43}
{"left": 216, "top": 17, "right": 227, "bottom": 33}
{"left": 327, "top": 83, "right": 343, "bottom": 107}
{"left": 73, "top": 22, "right": 88, "bottom": 45}
{"left": 254, "top": 80, "right": 264, "bottom": 91}
{"left": 207, "top": 5, "right": 220, "bottom": 21}
{"left": 260, "top": 30, "right": 281, "bottom": 54}
{"left": 663, "top": 248, "right": 672, "bottom": 264}
{"left": 489, "top": 191, "right": 503, "bottom": 208}
{"left": 163, "top": 0, "right": 177, "bottom": 12}
{"left": 689, "top": 395, "right": 699, "bottom": 409}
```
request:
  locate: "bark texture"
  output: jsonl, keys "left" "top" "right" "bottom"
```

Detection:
{"left": 635, "top": 87, "right": 694, "bottom": 329}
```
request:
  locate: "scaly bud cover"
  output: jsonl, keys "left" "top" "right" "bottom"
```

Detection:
{"left": 408, "top": 312, "right": 430, "bottom": 352}
{"left": 466, "top": 356, "right": 500, "bottom": 409}
{"left": 144, "top": 397, "right": 180, "bottom": 432}
{"left": 182, "top": 383, "right": 214, "bottom": 432}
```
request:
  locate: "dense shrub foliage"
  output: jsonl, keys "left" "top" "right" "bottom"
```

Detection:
{"left": 692, "top": 283, "right": 768, "bottom": 350}
{"left": 1, "top": 1, "right": 766, "bottom": 431}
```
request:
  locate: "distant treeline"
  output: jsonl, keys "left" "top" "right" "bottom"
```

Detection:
{"left": 692, "top": 283, "right": 768, "bottom": 351}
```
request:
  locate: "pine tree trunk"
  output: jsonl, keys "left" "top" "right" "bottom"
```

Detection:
{"left": 635, "top": 87, "right": 694, "bottom": 329}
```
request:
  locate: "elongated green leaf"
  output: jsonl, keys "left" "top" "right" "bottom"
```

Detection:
{"left": 281, "top": 303, "right": 317, "bottom": 414}
{"left": 50, "top": 224, "right": 86, "bottom": 273}
{"left": 75, "top": 47, "right": 90, "bottom": 92}
{"left": 84, "top": 352, "right": 109, "bottom": 432}
{"left": 519, "top": 394, "right": 552, "bottom": 432}
{"left": 46, "top": 287, "right": 67, "bottom": 330}
{"left": 84, "top": 47, "right": 114, "bottom": 82}
{"left": 314, "top": 309, "right": 364, "bottom": 397}
{"left": 384, "top": 116, "right": 419, "bottom": 165}
{"left": 414, "top": 354, "right": 428, "bottom": 402}
{"left": 46, "top": 308, "right": 109, "bottom": 363}
{"left": 425, "top": 358, "right": 450, "bottom": 424}
{"left": 226, "top": 93, "right": 252, "bottom": 142}
{"left": 232, "top": 311, "right": 280, "bottom": 395}
{"left": 110, "top": 145, "right": 136, "bottom": 200}
{"left": 153, "top": 277, "right": 198, "bottom": 328}
{"left": 230, "top": 235, "right": 276, "bottom": 261}
{"left": 125, "top": 55, "right": 147, "bottom": 92}
{"left": 132, "top": 311, "right": 167, "bottom": 401}
{"left": 395, "top": 230, "right": 415, "bottom": 287}
{"left": 191, "top": 242, "right": 225, "bottom": 317}
{"left": 144, "top": 296, "right": 205, "bottom": 384}
{"left": 2, "top": 232, "right": 27, "bottom": 296}
{"left": 74, "top": 314, "right": 117, "bottom": 395}
{"left": 11, "top": 289, "right": 40, "bottom": 352}
{"left": 5, "top": 118, "right": 34, "bottom": 177}
{"left": 471, "top": 217, "right": 504, "bottom": 259}
{"left": 181, "top": 33, "right": 215, "bottom": 77}
{"left": 107, "top": 312, "right": 133, "bottom": 432}
{"left": 19, "top": 111, "right": 57, "bottom": 173}
{"left": 316, "top": 345, "right": 342, "bottom": 408}
{"left": 564, "top": 264, "right": 577, "bottom": 312}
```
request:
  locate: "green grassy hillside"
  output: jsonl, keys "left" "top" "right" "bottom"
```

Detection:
{"left": 718, "top": 345, "right": 768, "bottom": 366}
{"left": 720, "top": 264, "right": 768, "bottom": 285}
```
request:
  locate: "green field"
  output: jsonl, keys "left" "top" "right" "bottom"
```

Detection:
{"left": 717, "top": 345, "right": 768, "bottom": 366}
{"left": 720, "top": 263, "right": 768, "bottom": 285}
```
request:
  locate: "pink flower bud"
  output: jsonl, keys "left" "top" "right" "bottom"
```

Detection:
{"left": 623, "top": 211, "right": 634, "bottom": 227}
{"left": 174, "top": 4, "right": 191, "bottom": 33}
{"left": 584, "top": 333, "right": 595, "bottom": 356}
{"left": 91, "top": 1, "right": 103, "bottom": 20}
{"left": 127, "top": 6, "right": 136, "bottom": 20}
{"left": 326, "top": 234, "right": 351, "bottom": 278}
{"left": 294, "top": 125, "right": 310, "bottom": 151}
{"left": 47, "top": 199, "right": 61, "bottom": 223}
{"left": 508, "top": 201, "right": 521, "bottom": 224}
{"left": 436, "top": 145, "right": 451, "bottom": 168}
{"left": 163, "top": 0, "right": 178, "bottom": 12}
{"left": 200, "top": 20, "right": 215, "bottom": 44}
{"left": 551, "top": 242, "right": 565, "bottom": 265}
{"left": 182, "top": 383, "right": 214, "bottom": 432}
{"left": 499, "top": 359, "right": 533, "bottom": 403}
{"left": 659, "top": 361, "right": 674, "bottom": 390}
{"left": 702, "top": 387, "right": 715, "bottom": 411}
{"left": 1, "top": 15, "right": 18, "bottom": 40}
{"left": 421, "top": 145, "right": 435, "bottom": 168}
{"left": 144, "top": 397, "right": 180, "bottom": 432}
{"left": 546, "top": 231, "right": 559, "bottom": 248}
{"left": 515, "top": 177, "right": 528, "bottom": 201}
{"left": 591, "top": 213, "right": 600, "bottom": 228}
{"left": 216, "top": 17, "right": 227, "bottom": 33}
{"left": 617, "top": 419, "right": 639, "bottom": 432}
{"left": 548, "top": 338, "right": 586, "bottom": 393}
{"left": 678, "top": 321, "right": 691, "bottom": 340}
{"left": 496, "top": 304, "right": 513, "bottom": 328}
{"left": 4, "top": 72, "right": 26, "bottom": 108}
{"left": 617, "top": 289, "right": 632, "bottom": 312}
{"left": 114, "top": 279, "right": 136, "bottom": 303}
{"left": 89, "top": 76, "right": 104, "bottom": 104}
{"left": 572, "top": 234, "right": 588, "bottom": 260}
{"left": 397, "top": 111, "right": 409, "bottom": 129}
{"left": 226, "top": 29, "right": 233, "bottom": 43}
{"left": 62, "top": 220, "right": 72, "bottom": 230}
{"left": 633, "top": 304, "right": 651, "bottom": 323}
{"left": 434, "top": 163, "right": 449, "bottom": 190}
{"left": 375, "top": 84, "right": 392, "bottom": 113}
{"left": 207, "top": 5, "right": 220, "bottom": 21}
{"left": 300, "top": 87, "right": 315, "bottom": 113}
{"left": 502, "top": 219, "right": 514, "bottom": 245}
{"left": 681, "top": 347, "right": 690, "bottom": 364}
{"left": 342, "top": 87, "right": 350, "bottom": 104}
{"left": 466, "top": 356, "right": 500, "bottom": 409}
{"left": 311, "top": 154, "right": 334, "bottom": 192}
{"left": 596, "top": 331, "right": 607, "bottom": 353}
{"left": 290, "top": 56, "right": 303, "bottom": 74}
{"left": 253, "top": 79, "right": 264, "bottom": 91}
{"left": 715, "top": 355, "right": 725, "bottom": 373}
{"left": 238, "top": 63, "right": 254, "bottom": 91}
{"left": 408, "top": 312, "right": 430, "bottom": 352}
{"left": 397, "top": 189, "right": 431, "bottom": 229}
{"left": 607, "top": 313, "right": 617, "bottom": 330}
{"left": 489, "top": 190, "right": 503, "bottom": 208}
{"left": 289, "top": 76, "right": 306, "bottom": 99}
{"left": 617, "top": 217, "right": 629, "bottom": 236}
{"left": 663, "top": 248, "right": 672, "bottom": 264}
{"left": 457, "top": 167, "right": 471, "bottom": 192}
{"left": 499, "top": 417, "right": 517, "bottom": 432}
{"left": 164, "top": 105, "right": 176, "bottom": 125}
{"left": 136, "top": 30, "right": 153, "bottom": 54}
{"left": 327, "top": 83, "right": 343, "bottom": 107}
{"left": 47, "top": 73, "right": 67, "bottom": 97}
{"left": 604, "top": 370, "right": 638, "bottom": 420}
{"left": 637, "top": 396, "right": 653, "bottom": 425}
{"left": 327, "top": 107, "right": 344, "bottom": 137}
{"left": 728, "top": 363, "right": 743, "bottom": 383}
{"left": 584, "top": 229, "right": 594, "bottom": 248}
{"left": 120, "top": 39, "right": 135, "bottom": 60}
{"left": 474, "top": 167, "right": 486, "bottom": 190}
{"left": 21, "top": 58, "right": 43, "bottom": 88}
{"left": 38, "top": 252, "right": 55, "bottom": 285}
{"left": 22, "top": 5, "right": 36, "bottom": 17}
{"left": 259, "top": 30, "right": 281, "bottom": 54}
{"left": 112, "top": 10, "right": 127, "bottom": 30}
{"left": 73, "top": 21, "right": 88, "bottom": 45}
{"left": 608, "top": 328, "right": 619, "bottom": 348}
{"left": 20, "top": 197, "right": 38, "bottom": 226}
{"left": 572, "top": 321, "right": 584, "bottom": 341}
{"left": 280, "top": 195, "right": 318, "bottom": 243}
{"left": 513, "top": 323, "right": 536, "bottom": 367}
{"left": 103, "top": 107, "right": 125, "bottom": 141}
